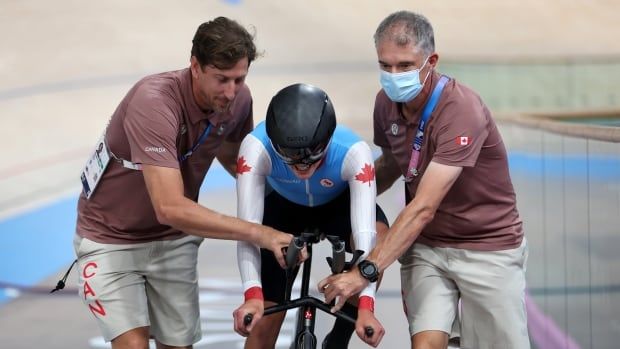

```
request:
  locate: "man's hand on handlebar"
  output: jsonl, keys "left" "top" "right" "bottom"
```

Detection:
{"left": 233, "top": 299, "right": 264, "bottom": 337}
{"left": 356, "top": 309, "right": 385, "bottom": 347}
{"left": 256, "top": 227, "right": 293, "bottom": 268}
{"left": 284, "top": 239, "right": 309, "bottom": 269}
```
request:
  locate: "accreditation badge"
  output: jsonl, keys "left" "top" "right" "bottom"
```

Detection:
{"left": 80, "top": 133, "right": 111, "bottom": 199}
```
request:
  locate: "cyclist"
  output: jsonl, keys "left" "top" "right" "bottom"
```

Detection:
{"left": 232, "top": 83, "right": 388, "bottom": 348}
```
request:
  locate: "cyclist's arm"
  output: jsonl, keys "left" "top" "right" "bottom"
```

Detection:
{"left": 235, "top": 134, "right": 272, "bottom": 297}
{"left": 342, "top": 141, "right": 378, "bottom": 301}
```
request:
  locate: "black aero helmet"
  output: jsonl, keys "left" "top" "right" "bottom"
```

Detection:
{"left": 266, "top": 83, "right": 336, "bottom": 165}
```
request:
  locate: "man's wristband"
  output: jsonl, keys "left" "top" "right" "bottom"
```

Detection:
{"left": 358, "top": 296, "right": 375, "bottom": 312}
{"left": 244, "top": 286, "right": 264, "bottom": 301}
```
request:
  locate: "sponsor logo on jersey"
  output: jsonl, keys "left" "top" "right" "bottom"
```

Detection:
{"left": 320, "top": 178, "right": 334, "bottom": 187}
{"left": 236, "top": 156, "right": 252, "bottom": 174}
{"left": 274, "top": 177, "right": 301, "bottom": 184}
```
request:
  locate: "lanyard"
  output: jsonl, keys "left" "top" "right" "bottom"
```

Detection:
{"left": 111, "top": 121, "right": 213, "bottom": 170}
{"left": 404, "top": 75, "right": 449, "bottom": 181}
{"left": 178, "top": 122, "right": 212, "bottom": 162}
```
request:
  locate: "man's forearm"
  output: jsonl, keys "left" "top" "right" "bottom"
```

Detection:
{"left": 375, "top": 169, "right": 399, "bottom": 195}
{"left": 367, "top": 203, "right": 433, "bottom": 272}
{"left": 374, "top": 153, "right": 400, "bottom": 195}
{"left": 160, "top": 197, "right": 260, "bottom": 243}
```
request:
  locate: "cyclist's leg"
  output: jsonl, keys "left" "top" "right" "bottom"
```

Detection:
{"left": 244, "top": 300, "right": 287, "bottom": 349}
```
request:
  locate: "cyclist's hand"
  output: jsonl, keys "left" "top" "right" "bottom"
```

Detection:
{"left": 233, "top": 299, "right": 264, "bottom": 337}
{"left": 356, "top": 309, "right": 385, "bottom": 347}
{"left": 317, "top": 269, "right": 368, "bottom": 312}
{"left": 258, "top": 227, "right": 293, "bottom": 268}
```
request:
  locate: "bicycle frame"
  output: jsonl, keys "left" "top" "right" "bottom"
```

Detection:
{"left": 243, "top": 228, "right": 372, "bottom": 348}
{"left": 262, "top": 228, "right": 365, "bottom": 349}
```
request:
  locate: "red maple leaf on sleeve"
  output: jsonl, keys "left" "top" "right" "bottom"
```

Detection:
{"left": 355, "top": 163, "right": 375, "bottom": 186}
{"left": 236, "top": 156, "right": 252, "bottom": 175}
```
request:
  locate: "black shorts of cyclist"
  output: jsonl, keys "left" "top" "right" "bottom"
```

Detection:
{"left": 260, "top": 187, "right": 389, "bottom": 304}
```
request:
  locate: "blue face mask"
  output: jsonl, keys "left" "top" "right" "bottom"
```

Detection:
{"left": 380, "top": 57, "right": 430, "bottom": 103}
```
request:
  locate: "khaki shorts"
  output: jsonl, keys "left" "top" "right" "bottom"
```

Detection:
{"left": 73, "top": 234, "right": 203, "bottom": 345}
{"left": 400, "top": 239, "right": 530, "bottom": 349}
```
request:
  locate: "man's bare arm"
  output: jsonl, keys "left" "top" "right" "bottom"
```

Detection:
{"left": 141, "top": 164, "right": 291, "bottom": 266}
{"left": 369, "top": 161, "right": 462, "bottom": 271}
{"left": 374, "top": 147, "right": 401, "bottom": 195}
{"left": 216, "top": 140, "right": 243, "bottom": 177}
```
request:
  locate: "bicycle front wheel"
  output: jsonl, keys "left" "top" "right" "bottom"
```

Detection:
{"left": 296, "top": 332, "right": 317, "bottom": 349}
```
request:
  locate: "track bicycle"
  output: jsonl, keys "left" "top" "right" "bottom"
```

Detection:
{"left": 244, "top": 227, "right": 374, "bottom": 349}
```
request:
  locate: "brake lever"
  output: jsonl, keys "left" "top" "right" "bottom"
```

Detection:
{"left": 343, "top": 249, "right": 365, "bottom": 271}
{"left": 325, "top": 235, "right": 345, "bottom": 274}
{"left": 285, "top": 237, "right": 304, "bottom": 270}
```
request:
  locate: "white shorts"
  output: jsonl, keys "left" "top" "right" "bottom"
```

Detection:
{"left": 400, "top": 239, "right": 530, "bottom": 349}
{"left": 73, "top": 234, "right": 204, "bottom": 345}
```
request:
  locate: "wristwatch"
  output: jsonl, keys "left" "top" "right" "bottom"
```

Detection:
{"left": 358, "top": 260, "right": 379, "bottom": 283}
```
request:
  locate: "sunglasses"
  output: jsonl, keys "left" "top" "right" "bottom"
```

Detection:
{"left": 271, "top": 140, "right": 329, "bottom": 166}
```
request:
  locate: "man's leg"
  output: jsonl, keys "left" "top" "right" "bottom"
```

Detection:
{"left": 401, "top": 243, "right": 459, "bottom": 349}
{"left": 455, "top": 239, "right": 530, "bottom": 349}
{"left": 411, "top": 330, "right": 449, "bottom": 349}
{"left": 111, "top": 327, "right": 151, "bottom": 349}
{"left": 74, "top": 235, "right": 152, "bottom": 346}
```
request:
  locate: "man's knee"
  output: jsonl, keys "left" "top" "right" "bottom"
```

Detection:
{"left": 245, "top": 311, "right": 285, "bottom": 349}
{"left": 111, "top": 327, "right": 150, "bottom": 349}
{"left": 412, "top": 330, "right": 449, "bottom": 349}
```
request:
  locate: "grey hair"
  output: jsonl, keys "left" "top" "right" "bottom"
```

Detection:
{"left": 373, "top": 11, "right": 435, "bottom": 56}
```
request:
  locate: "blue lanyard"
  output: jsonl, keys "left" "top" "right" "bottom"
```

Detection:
{"left": 178, "top": 122, "right": 213, "bottom": 162}
{"left": 405, "top": 75, "right": 449, "bottom": 181}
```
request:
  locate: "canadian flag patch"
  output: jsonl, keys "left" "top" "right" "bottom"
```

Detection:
{"left": 457, "top": 136, "right": 471, "bottom": 146}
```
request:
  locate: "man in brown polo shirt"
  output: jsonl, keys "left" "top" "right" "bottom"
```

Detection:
{"left": 73, "top": 17, "right": 292, "bottom": 349}
{"left": 319, "top": 11, "right": 530, "bottom": 349}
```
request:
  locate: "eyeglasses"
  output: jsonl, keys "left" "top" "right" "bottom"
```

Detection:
{"left": 271, "top": 141, "right": 329, "bottom": 166}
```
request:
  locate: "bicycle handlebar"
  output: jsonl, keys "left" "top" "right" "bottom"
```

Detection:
{"left": 325, "top": 235, "right": 345, "bottom": 274}
{"left": 285, "top": 236, "right": 304, "bottom": 269}
{"left": 243, "top": 313, "right": 253, "bottom": 327}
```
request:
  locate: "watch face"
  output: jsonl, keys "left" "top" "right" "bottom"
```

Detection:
{"left": 363, "top": 263, "right": 376, "bottom": 275}
{"left": 360, "top": 261, "right": 378, "bottom": 282}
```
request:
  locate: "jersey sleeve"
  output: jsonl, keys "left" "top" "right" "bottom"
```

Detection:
{"left": 236, "top": 133, "right": 272, "bottom": 292}
{"left": 341, "top": 140, "right": 378, "bottom": 299}
{"left": 431, "top": 99, "right": 490, "bottom": 168}
{"left": 123, "top": 84, "right": 180, "bottom": 169}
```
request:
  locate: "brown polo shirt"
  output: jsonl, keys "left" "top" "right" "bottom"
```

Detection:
{"left": 76, "top": 68, "right": 253, "bottom": 243}
{"left": 374, "top": 72, "right": 523, "bottom": 251}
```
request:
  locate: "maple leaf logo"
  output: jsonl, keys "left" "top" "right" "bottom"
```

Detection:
{"left": 355, "top": 163, "right": 375, "bottom": 186}
{"left": 236, "top": 156, "right": 252, "bottom": 175}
